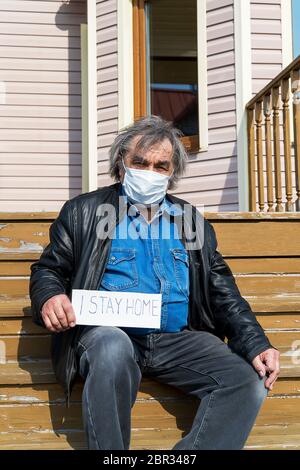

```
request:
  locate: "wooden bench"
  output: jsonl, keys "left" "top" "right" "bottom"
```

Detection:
{"left": 0, "top": 212, "right": 300, "bottom": 450}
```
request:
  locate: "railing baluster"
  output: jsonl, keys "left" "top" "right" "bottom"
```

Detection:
{"left": 292, "top": 69, "right": 300, "bottom": 211}
{"left": 272, "top": 86, "right": 284, "bottom": 212}
{"left": 247, "top": 108, "right": 256, "bottom": 211}
{"left": 255, "top": 101, "right": 264, "bottom": 211}
{"left": 282, "top": 77, "right": 294, "bottom": 211}
{"left": 263, "top": 94, "right": 274, "bottom": 211}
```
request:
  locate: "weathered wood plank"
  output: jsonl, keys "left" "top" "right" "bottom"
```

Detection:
{"left": 257, "top": 314, "right": 300, "bottom": 330}
{"left": 236, "top": 275, "right": 300, "bottom": 295}
{"left": 0, "top": 222, "right": 50, "bottom": 256}
{"left": 0, "top": 318, "right": 45, "bottom": 335}
{"left": 0, "top": 279, "right": 29, "bottom": 298}
{"left": 227, "top": 258, "right": 300, "bottom": 274}
{"left": 1, "top": 363, "right": 298, "bottom": 397}
{"left": 0, "top": 361, "right": 55, "bottom": 385}
{"left": 2, "top": 276, "right": 300, "bottom": 307}
{"left": 0, "top": 262, "right": 32, "bottom": 276}
{"left": 0, "top": 331, "right": 299, "bottom": 365}
{"left": 0, "top": 398, "right": 299, "bottom": 441}
{"left": 0, "top": 300, "right": 31, "bottom": 317}
{"left": 247, "top": 295, "right": 300, "bottom": 313}
{"left": 0, "top": 335, "right": 51, "bottom": 360}
{"left": 212, "top": 221, "right": 300, "bottom": 257}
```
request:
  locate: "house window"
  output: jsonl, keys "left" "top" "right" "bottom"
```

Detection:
{"left": 133, "top": 0, "right": 199, "bottom": 152}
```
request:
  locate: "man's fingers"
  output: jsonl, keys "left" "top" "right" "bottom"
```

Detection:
{"left": 47, "top": 311, "right": 65, "bottom": 332}
{"left": 252, "top": 357, "right": 266, "bottom": 377}
{"left": 265, "top": 371, "right": 278, "bottom": 389}
{"left": 53, "top": 300, "right": 69, "bottom": 329}
{"left": 61, "top": 298, "right": 76, "bottom": 327}
{"left": 42, "top": 313, "right": 57, "bottom": 333}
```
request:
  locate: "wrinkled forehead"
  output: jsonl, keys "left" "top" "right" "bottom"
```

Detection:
{"left": 126, "top": 135, "right": 173, "bottom": 159}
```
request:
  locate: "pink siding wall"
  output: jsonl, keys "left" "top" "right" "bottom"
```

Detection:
{"left": 251, "top": 0, "right": 283, "bottom": 95}
{"left": 0, "top": 0, "right": 86, "bottom": 212}
{"left": 96, "top": 0, "right": 118, "bottom": 184}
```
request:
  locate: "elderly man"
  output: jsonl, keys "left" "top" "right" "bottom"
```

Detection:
{"left": 30, "top": 116, "right": 280, "bottom": 450}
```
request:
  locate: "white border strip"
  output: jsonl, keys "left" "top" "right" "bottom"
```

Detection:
{"left": 82, "top": 0, "right": 98, "bottom": 193}
{"left": 234, "top": 0, "right": 252, "bottom": 211}
{"left": 197, "top": 0, "right": 208, "bottom": 152}
{"left": 118, "top": 0, "right": 134, "bottom": 129}
{"left": 282, "top": 0, "right": 293, "bottom": 67}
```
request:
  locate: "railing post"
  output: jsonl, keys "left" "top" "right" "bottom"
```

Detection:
{"left": 255, "top": 101, "right": 264, "bottom": 211}
{"left": 282, "top": 77, "right": 294, "bottom": 211}
{"left": 263, "top": 93, "right": 274, "bottom": 211}
{"left": 247, "top": 108, "right": 256, "bottom": 211}
{"left": 292, "top": 69, "right": 300, "bottom": 212}
{"left": 272, "top": 86, "right": 284, "bottom": 212}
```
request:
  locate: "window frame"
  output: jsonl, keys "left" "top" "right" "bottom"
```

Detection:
{"left": 132, "top": 0, "right": 207, "bottom": 153}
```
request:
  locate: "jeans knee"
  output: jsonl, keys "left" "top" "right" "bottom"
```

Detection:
{"left": 78, "top": 326, "right": 136, "bottom": 375}
{"left": 249, "top": 374, "right": 268, "bottom": 405}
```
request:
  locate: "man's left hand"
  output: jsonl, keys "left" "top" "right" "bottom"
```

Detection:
{"left": 252, "top": 348, "right": 280, "bottom": 390}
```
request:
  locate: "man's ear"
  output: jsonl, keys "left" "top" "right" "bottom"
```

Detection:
{"left": 118, "top": 157, "right": 125, "bottom": 182}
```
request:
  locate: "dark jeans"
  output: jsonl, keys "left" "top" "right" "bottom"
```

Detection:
{"left": 76, "top": 326, "right": 268, "bottom": 450}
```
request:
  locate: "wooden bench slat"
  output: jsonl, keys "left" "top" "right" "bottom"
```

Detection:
{"left": 0, "top": 361, "right": 55, "bottom": 385}
{"left": 0, "top": 318, "right": 45, "bottom": 335}
{"left": 0, "top": 262, "right": 32, "bottom": 276}
{"left": 227, "top": 258, "right": 300, "bottom": 274}
{"left": 0, "top": 222, "right": 50, "bottom": 254}
{"left": 0, "top": 300, "right": 31, "bottom": 317}
{"left": 213, "top": 221, "right": 300, "bottom": 257}
{"left": 0, "top": 332, "right": 299, "bottom": 372}
{"left": 0, "top": 397, "right": 299, "bottom": 450}
{"left": 1, "top": 315, "right": 299, "bottom": 336}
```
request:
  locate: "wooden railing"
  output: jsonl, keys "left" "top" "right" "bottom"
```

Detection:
{"left": 247, "top": 55, "right": 300, "bottom": 212}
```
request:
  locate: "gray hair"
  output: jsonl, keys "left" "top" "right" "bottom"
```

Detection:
{"left": 109, "top": 115, "right": 188, "bottom": 189}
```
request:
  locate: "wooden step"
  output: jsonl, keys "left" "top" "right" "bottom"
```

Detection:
{"left": 0, "top": 361, "right": 55, "bottom": 384}
{"left": 2, "top": 277, "right": 300, "bottom": 309}
{"left": 1, "top": 365, "right": 299, "bottom": 395}
{"left": 0, "top": 221, "right": 50, "bottom": 261}
{"left": 0, "top": 262, "right": 32, "bottom": 276}
{"left": 0, "top": 318, "right": 46, "bottom": 335}
{"left": 0, "top": 300, "right": 31, "bottom": 317}
{"left": 2, "top": 314, "right": 300, "bottom": 335}
{"left": 0, "top": 335, "right": 51, "bottom": 360}
{"left": 1, "top": 331, "right": 300, "bottom": 366}
{"left": 213, "top": 220, "right": 300, "bottom": 257}
{"left": 0, "top": 392, "right": 299, "bottom": 450}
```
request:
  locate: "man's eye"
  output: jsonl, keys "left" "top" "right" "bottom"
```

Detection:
{"left": 158, "top": 167, "right": 168, "bottom": 172}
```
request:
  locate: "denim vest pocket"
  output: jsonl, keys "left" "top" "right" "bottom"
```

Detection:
{"left": 171, "top": 248, "right": 190, "bottom": 300}
{"left": 100, "top": 248, "right": 138, "bottom": 290}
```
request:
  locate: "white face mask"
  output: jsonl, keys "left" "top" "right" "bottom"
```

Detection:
{"left": 122, "top": 158, "right": 172, "bottom": 206}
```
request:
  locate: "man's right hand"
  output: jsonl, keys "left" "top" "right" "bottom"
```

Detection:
{"left": 41, "top": 294, "right": 76, "bottom": 332}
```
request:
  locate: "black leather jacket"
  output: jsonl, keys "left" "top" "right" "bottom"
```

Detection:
{"left": 30, "top": 183, "right": 272, "bottom": 402}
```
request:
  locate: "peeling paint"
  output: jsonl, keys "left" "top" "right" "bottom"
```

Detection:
{"left": 0, "top": 396, "right": 40, "bottom": 403}
{"left": 0, "top": 237, "right": 11, "bottom": 243}
{"left": 0, "top": 240, "right": 43, "bottom": 253}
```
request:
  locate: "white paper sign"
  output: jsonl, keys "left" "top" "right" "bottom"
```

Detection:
{"left": 72, "top": 289, "right": 162, "bottom": 328}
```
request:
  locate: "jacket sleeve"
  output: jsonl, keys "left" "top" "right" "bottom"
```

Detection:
{"left": 29, "top": 200, "right": 75, "bottom": 327}
{"left": 207, "top": 221, "right": 273, "bottom": 362}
